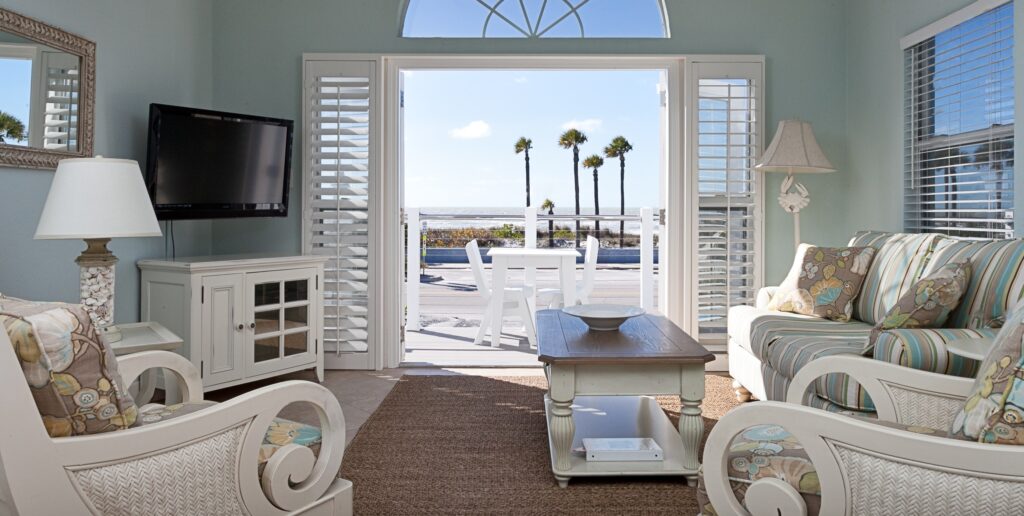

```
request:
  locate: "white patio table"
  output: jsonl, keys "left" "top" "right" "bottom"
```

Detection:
{"left": 485, "top": 248, "right": 581, "bottom": 348}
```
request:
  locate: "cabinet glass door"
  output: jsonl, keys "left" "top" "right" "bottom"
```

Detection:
{"left": 246, "top": 270, "right": 316, "bottom": 375}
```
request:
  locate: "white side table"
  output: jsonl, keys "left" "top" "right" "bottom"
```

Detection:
{"left": 946, "top": 337, "right": 994, "bottom": 362}
{"left": 106, "top": 322, "right": 183, "bottom": 404}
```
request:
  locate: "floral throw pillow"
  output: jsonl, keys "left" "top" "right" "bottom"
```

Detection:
{"left": 773, "top": 246, "right": 876, "bottom": 322}
{"left": 949, "top": 305, "right": 1024, "bottom": 444}
{"left": 2, "top": 297, "right": 138, "bottom": 437}
{"left": 869, "top": 260, "right": 971, "bottom": 347}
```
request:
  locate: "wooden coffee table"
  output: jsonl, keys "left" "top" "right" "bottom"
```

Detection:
{"left": 537, "top": 309, "right": 714, "bottom": 488}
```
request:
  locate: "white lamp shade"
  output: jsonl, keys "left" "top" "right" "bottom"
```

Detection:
{"left": 755, "top": 120, "right": 836, "bottom": 174}
{"left": 35, "top": 157, "right": 162, "bottom": 240}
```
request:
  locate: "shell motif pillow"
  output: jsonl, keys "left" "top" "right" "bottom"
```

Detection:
{"left": 771, "top": 246, "right": 876, "bottom": 322}
{"left": 2, "top": 298, "right": 138, "bottom": 437}
{"left": 949, "top": 305, "right": 1024, "bottom": 444}
{"left": 869, "top": 260, "right": 972, "bottom": 347}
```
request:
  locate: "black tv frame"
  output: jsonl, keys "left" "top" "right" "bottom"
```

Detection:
{"left": 145, "top": 103, "right": 294, "bottom": 220}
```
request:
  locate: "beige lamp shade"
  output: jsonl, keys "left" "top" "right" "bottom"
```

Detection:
{"left": 35, "top": 157, "right": 162, "bottom": 240}
{"left": 755, "top": 120, "right": 836, "bottom": 174}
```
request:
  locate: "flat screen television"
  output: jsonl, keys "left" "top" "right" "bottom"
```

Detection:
{"left": 145, "top": 104, "right": 294, "bottom": 220}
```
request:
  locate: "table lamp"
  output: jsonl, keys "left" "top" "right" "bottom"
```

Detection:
{"left": 754, "top": 120, "right": 836, "bottom": 248}
{"left": 35, "top": 157, "right": 162, "bottom": 342}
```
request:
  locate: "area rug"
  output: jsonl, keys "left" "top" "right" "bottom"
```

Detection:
{"left": 339, "top": 374, "right": 739, "bottom": 515}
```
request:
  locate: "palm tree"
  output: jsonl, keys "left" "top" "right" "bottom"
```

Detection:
{"left": 583, "top": 155, "right": 604, "bottom": 234}
{"left": 604, "top": 136, "right": 633, "bottom": 247}
{"left": 0, "top": 111, "right": 26, "bottom": 144}
{"left": 514, "top": 137, "right": 533, "bottom": 207}
{"left": 541, "top": 198, "right": 555, "bottom": 248}
{"left": 558, "top": 129, "right": 588, "bottom": 247}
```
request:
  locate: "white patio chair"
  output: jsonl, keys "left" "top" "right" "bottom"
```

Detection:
{"left": 0, "top": 326, "right": 352, "bottom": 515}
{"left": 539, "top": 235, "right": 600, "bottom": 308}
{"left": 701, "top": 355, "right": 1024, "bottom": 515}
{"left": 466, "top": 239, "right": 537, "bottom": 347}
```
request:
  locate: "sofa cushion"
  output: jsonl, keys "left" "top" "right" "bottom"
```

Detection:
{"left": 757, "top": 334, "right": 877, "bottom": 412}
{"left": 920, "top": 238, "right": 1024, "bottom": 329}
{"left": 764, "top": 334, "right": 869, "bottom": 379}
{"left": 873, "top": 327, "right": 989, "bottom": 376}
{"left": 949, "top": 306, "right": 1024, "bottom": 443}
{"left": 757, "top": 362, "right": 868, "bottom": 415}
{"left": 695, "top": 420, "right": 943, "bottom": 515}
{"left": 1, "top": 297, "right": 139, "bottom": 437}
{"left": 746, "top": 311, "right": 873, "bottom": 361}
{"left": 137, "top": 402, "right": 324, "bottom": 478}
{"left": 847, "top": 231, "right": 944, "bottom": 325}
{"left": 870, "top": 260, "right": 972, "bottom": 346}
{"left": 770, "top": 246, "right": 876, "bottom": 322}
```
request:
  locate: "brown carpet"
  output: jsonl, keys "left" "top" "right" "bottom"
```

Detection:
{"left": 339, "top": 374, "right": 739, "bottom": 515}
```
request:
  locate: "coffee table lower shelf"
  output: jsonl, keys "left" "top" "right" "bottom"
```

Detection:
{"left": 544, "top": 395, "right": 697, "bottom": 488}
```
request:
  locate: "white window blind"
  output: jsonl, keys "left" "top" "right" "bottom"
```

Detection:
{"left": 693, "top": 64, "right": 763, "bottom": 343}
{"left": 904, "top": 1, "right": 1014, "bottom": 239}
{"left": 41, "top": 52, "right": 79, "bottom": 152}
{"left": 303, "top": 60, "right": 374, "bottom": 356}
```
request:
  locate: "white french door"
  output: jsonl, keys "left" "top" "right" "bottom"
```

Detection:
{"left": 686, "top": 59, "right": 765, "bottom": 355}
{"left": 302, "top": 57, "right": 382, "bottom": 370}
{"left": 302, "top": 55, "right": 763, "bottom": 370}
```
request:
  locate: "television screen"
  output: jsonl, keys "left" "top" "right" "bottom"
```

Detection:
{"left": 146, "top": 104, "right": 293, "bottom": 219}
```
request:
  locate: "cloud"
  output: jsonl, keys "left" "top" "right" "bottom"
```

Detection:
{"left": 561, "top": 118, "right": 602, "bottom": 132}
{"left": 513, "top": 76, "right": 528, "bottom": 84}
{"left": 449, "top": 120, "right": 492, "bottom": 139}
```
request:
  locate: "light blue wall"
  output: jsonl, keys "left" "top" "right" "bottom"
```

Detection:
{"left": 8, "top": 0, "right": 995, "bottom": 323}
{"left": 844, "top": 0, "right": 1023, "bottom": 234}
{"left": 0, "top": 0, "right": 214, "bottom": 322}
{"left": 207, "top": 0, "right": 851, "bottom": 285}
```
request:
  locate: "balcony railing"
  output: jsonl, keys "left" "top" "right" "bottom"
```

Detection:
{"left": 404, "top": 207, "right": 658, "bottom": 331}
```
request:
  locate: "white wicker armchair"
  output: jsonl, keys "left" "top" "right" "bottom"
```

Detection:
{"left": 0, "top": 329, "right": 353, "bottom": 515}
{"left": 703, "top": 355, "right": 1024, "bottom": 515}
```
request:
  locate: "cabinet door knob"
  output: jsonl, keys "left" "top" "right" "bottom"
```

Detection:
{"left": 236, "top": 323, "right": 244, "bottom": 331}
{"left": 250, "top": 322, "right": 256, "bottom": 330}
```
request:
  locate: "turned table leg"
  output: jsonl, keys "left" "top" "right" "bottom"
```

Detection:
{"left": 680, "top": 364, "right": 705, "bottom": 486}
{"left": 548, "top": 364, "right": 575, "bottom": 488}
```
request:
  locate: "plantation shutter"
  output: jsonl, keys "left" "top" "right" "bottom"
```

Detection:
{"left": 303, "top": 59, "right": 375, "bottom": 366}
{"left": 904, "top": 1, "right": 1014, "bottom": 239}
{"left": 692, "top": 62, "right": 764, "bottom": 344}
{"left": 41, "top": 52, "right": 79, "bottom": 152}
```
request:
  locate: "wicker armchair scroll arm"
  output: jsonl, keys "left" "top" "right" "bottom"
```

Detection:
{"left": 703, "top": 401, "right": 1024, "bottom": 516}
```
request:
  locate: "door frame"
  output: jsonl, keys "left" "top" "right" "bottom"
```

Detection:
{"left": 372, "top": 54, "right": 763, "bottom": 369}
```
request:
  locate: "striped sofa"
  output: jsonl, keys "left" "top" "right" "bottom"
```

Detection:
{"left": 727, "top": 230, "right": 1024, "bottom": 415}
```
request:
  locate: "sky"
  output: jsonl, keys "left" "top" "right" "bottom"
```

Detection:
{"left": 0, "top": 58, "right": 32, "bottom": 146}
{"left": 403, "top": 69, "right": 664, "bottom": 210}
{"left": 402, "top": 0, "right": 666, "bottom": 38}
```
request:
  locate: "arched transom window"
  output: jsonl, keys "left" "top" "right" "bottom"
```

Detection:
{"left": 401, "top": 0, "right": 669, "bottom": 38}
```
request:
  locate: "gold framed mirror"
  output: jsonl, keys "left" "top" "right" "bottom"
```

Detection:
{"left": 0, "top": 7, "right": 95, "bottom": 170}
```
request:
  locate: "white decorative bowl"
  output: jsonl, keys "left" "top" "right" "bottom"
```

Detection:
{"left": 562, "top": 304, "right": 646, "bottom": 331}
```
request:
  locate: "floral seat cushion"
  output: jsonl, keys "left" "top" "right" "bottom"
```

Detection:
{"left": 137, "top": 402, "right": 324, "bottom": 478}
{"left": 696, "top": 420, "right": 943, "bottom": 515}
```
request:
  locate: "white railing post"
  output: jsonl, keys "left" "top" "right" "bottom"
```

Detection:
{"left": 406, "top": 208, "right": 421, "bottom": 332}
{"left": 525, "top": 206, "right": 537, "bottom": 249}
{"left": 641, "top": 207, "right": 654, "bottom": 311}
{"left": 524, "top": 206, "right": 538, "bottom": 296}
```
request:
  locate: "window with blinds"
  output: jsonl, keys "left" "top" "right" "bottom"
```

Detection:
{"left": 41, "top": 52, "right": 79, "bottom": 152}
{"left": 904, "top": 1, "right": 1014, "bottom": 239}
{"left": 695, "top": 73, "right": 761, "bottom": 343}
{"left": 303, "top": 60, "right": 374, "bottom": 357}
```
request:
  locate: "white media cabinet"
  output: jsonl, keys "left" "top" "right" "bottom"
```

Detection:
{"left": 138, "top": 254, "right": 328, "bottom": 392}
